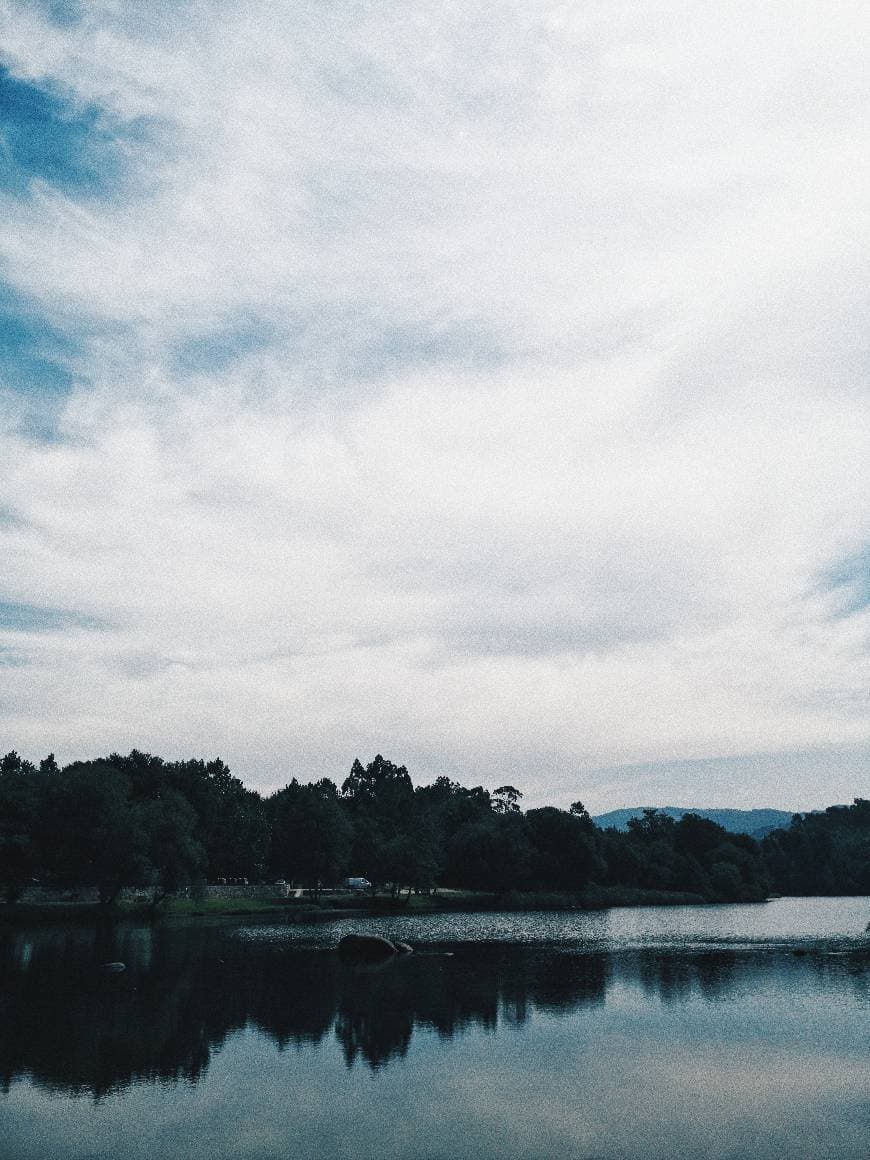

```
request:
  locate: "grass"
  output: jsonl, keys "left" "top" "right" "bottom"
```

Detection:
{"left": 162, "top": 896, "right": 309, "bottom": 917}
{"left": 0, "top": 895, "right": 320, "bottom": 925}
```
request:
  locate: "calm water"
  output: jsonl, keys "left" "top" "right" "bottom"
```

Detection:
{"left": 1, "top": 898, "right": 868, "bottom": 1160}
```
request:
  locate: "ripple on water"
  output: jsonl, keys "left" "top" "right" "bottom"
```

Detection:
{"left": 231, "top": 897, "right": 870, "bottom": 953}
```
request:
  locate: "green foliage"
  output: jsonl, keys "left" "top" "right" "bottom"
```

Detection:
{"left": 492, "top": 785, "right": 523, "bottom": 815}
{"left": 525, "top": 807, "right": 600, "bottom": 891}
{"left": 341, "top": 755, "right": 413, "bottom": 815}
{"left": 0, "top": 752, "right": 40, "bottom": 904}
{"left": 1, "top": 747, "right": 865, "bottom": 907}
{"left": 137, "top": 789, "right": 205, "bottom": 905}
{"left": 444, "top": 814, "right": 534, "bottom": 891}
{"left": 37, "top": 760, "right": 150, "bottom": 904}
{"left": 269, "top": 778, "right": 351, "bottom": 895}
{"left": 110, "top": 752, "right": 267, "bottom": 881}
{"left": 763, "top": 799, "right": 870, "bottom": 895}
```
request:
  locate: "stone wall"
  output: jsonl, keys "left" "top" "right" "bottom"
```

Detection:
{"left": 204, "top": 884, "right": 291, "bottom": 899}
{"left": 19, "top": 883, "right": 292, "bottom": 903}
{"left": 20, "top": 886, "right": 101, "bottom": 904}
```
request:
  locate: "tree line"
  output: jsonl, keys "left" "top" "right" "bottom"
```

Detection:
{"left": 1, "top": 749, "right": 867, "bottom": 906}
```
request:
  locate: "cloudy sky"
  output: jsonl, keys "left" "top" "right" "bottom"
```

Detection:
{"left": 1, "top": 1, "right": 868, "bottom": 811}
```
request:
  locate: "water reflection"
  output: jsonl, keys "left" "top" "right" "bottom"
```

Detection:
{"left": 0, "top": 922, "right": 866, "bottom": 1098}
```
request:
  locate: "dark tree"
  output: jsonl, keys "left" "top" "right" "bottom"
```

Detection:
{"left": 37, "top": 761, "right": 149, "bottom": 905}
{"left": 763, "top": 799, "right": 870, "bottom": 895}
{"left": 138, "top": 789, "right": 205, "bottom": 907}
{"left": 270, "top": 778, "right": 351, "bottom": 896}
{"left": 0, "top": 752, "right": 40, "bottom": 904}
{"left": 2, "top": 742, "right": 859, "bottom": 907}
{"left": 491, "top": 785, "right": 523, "bottom": 815}
{"left": 525, "top": 807, "right": 600, "bottom": 891}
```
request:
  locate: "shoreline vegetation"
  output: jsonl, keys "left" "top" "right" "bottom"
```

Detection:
{"left": 2, "top": 749, "right": 868, "bottom": 925}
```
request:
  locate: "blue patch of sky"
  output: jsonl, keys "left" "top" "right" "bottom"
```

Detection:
{"left": 0, "top": 506, "right": 23, "bottom": 527}
{"left": 170, "top": 312, "right": 508, "bottom": 385}
{"left": 32, "top": 0, "right": 84, "bottom": 28}
{"left": 0, "top": 601, "right": 107, "bottom": 633}
{"left": 823, "top": 549, "right": 870, "bottom": 617}
{"left": 353, "top": 320, "right": 509, "bottom": 379}
{"left": 309, "top": 311, "right": 510, "bottom": 386}
{"left": 0, "top": 283, "right": 80, "bottom": 441}
{"left": 0, "top": 65, "right": 155, "bottom": 200}
{"left": 0, "top": 284, "right": 76, "bottom": 397}
{"left": 0, "top": 646, "right": 29, "bottom": 668}
{"left": 171, "top": 317, "right": 281, "bottom": 376}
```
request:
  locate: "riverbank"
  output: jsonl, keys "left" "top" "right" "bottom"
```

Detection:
{"left": 0, "top": 883, "right": 771, "bottom": 926}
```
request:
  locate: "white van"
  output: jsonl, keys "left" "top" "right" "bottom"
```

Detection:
{"left": 343, "top": 877, "right": 372, "bottom": 892}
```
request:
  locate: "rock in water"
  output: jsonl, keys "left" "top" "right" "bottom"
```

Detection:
{"left": 395, "top": 942, "right": 413, "bottom": 954}
{"left": 102, "top": 962, "right": 126, "bottom": 972}
{"left": 338, "top": 934, "right": 397, "bottom": 961}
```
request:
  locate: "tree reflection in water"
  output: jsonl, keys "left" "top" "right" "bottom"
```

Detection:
{"left": 0, "top": 923, "right": 866, "bottom": 1098}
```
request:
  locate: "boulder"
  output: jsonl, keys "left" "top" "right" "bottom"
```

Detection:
{"left": 338, "top": 933, "right": 397, "bottom": 961}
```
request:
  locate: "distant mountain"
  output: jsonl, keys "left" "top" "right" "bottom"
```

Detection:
{"left": 591, "top": 806, "right": 796, "bottom": 838}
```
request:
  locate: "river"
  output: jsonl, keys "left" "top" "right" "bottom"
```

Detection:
{"left": 1, "top": 897, "right": 868, "bottom": 1159}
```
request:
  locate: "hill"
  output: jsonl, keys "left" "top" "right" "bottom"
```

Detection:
{"left": 592, "top": 806, "right": 795, "bottom": 837}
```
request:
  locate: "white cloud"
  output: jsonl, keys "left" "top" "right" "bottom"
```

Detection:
{"left": 0, "top": 1, "right": 868, "bottom": 807}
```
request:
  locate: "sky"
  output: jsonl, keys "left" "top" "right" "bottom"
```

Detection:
{"left": 0, "top": 1, "right": 868, "bottom": 812}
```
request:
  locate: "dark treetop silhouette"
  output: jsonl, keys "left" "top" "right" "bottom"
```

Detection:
{"left": 1, "top": 749, "right": 868, "bottom": 906}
